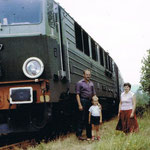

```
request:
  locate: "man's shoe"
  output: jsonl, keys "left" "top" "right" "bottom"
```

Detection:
{"left": 86, "top": 138, "right": 91, "bottom": 141}
{"left": 78, "top": 136, "right": 86, "bottom": 141}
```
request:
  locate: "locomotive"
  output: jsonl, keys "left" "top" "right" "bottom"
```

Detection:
{"left": 0, "top": 0, "right": 123, "bottom": 134}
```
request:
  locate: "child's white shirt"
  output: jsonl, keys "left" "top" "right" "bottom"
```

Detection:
{"left": 89, "top": 105, "right": 101, "bottom": 117}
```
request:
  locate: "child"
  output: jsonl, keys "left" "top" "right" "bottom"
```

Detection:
{"left": 89, "top": 95, "right": 102, "bottom": 140}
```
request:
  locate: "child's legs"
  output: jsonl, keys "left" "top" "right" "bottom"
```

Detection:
{"left": 95, "top": 125, "right": 100, "bottom": 137}
{"left": 91, "top": 124, "right": 96, "bottom": 137}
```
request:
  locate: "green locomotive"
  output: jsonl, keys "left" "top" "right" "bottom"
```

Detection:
{"left": 0, "top": 0, "right": 123, "bottom": 134}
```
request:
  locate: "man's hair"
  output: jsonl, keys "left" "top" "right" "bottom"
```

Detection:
{"left": 83, "top": 69, "right": 91, "bottom": 75}
{"left": 123, "top": 82, "right": 131, "bottom": 89}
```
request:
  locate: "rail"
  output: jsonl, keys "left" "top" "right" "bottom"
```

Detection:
{"left": 0, "top": 139, "right": 36, "bottom": 150}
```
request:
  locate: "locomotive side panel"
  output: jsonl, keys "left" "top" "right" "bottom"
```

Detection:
{"left": 57, "top": 6, "right": 122, "bottom": 118}
{"left": 59, "top": 7, "right": 117, "bottom": 98}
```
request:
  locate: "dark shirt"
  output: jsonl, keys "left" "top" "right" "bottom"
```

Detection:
{"left": 76, "top": 79, "right": 96, "bottom": 99}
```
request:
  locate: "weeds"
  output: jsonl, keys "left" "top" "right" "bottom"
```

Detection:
{"left": 28, "top": 111, "right": 150, "bottom": 150}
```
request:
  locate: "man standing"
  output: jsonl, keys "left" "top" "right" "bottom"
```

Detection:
{"left": 76, "top": 69, "right": 96, "bottom": 140}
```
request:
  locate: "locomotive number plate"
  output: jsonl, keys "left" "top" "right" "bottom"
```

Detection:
{"left": 9, "top": 87, "right": 33, "bottom": 104}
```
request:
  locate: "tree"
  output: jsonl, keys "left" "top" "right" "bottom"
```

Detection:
{"left": 136, "top": 89, "right": 150, "bottom": 106}
{"left": 140, "top": 49, "right": 150, "bottom": 95}
{"left": 135, "top": 88, "right": 150, "bottom": 115}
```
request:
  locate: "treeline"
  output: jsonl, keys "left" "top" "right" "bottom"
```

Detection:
{"left": 136, "top": 49, "right": 150, "bottom": 116}
{"left": 140, "top": 49, "right": 150, "bottom": 94}
{"left": 135, "top": 89, "right": 150, "bottom": 116}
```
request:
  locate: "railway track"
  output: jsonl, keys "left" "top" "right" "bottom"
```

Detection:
{"left": 0, "top": 139, "right": 36, "bottom": 150}
{"left": 0, "top": 122, "right": 71, "bottom": 150}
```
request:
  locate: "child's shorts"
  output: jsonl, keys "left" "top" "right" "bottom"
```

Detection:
{"left": 91, "top": 116, "right": 100, "bottom": 125}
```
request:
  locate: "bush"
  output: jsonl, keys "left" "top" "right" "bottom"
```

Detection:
{"left": 135, "top": 89, "right": 150, "bottom": 116}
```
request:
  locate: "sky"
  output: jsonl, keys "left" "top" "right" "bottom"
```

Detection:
{"left": 55, "top": 0, "right": 150, "bottom": 85}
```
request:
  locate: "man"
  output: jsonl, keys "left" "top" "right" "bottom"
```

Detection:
{"left": 76, "top": 69, "right": 96, "bottom": 140}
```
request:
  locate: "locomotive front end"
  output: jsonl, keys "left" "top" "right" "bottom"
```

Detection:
{"left": 0, "top": 0, "right": 52, "bottom": 134}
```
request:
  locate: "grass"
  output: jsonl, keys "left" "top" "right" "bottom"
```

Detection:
{"left": 27, "top": 111, "right": 150, "bottom": 150}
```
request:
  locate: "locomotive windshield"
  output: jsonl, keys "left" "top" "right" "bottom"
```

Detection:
{"left": 0, "top": 0, "right": 42, "bottom": 25}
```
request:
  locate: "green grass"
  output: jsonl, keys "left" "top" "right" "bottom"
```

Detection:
{"left": 27, "top": 111, "right": 150, "bottom": 150}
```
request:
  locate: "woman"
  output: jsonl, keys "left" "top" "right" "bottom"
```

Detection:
{"left": 116, "top": 83, "right": 139, "bottom": 133}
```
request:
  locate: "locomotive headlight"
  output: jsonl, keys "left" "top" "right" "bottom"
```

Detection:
{"left": 22, "top": 57, "right": 44, "bottom": 79}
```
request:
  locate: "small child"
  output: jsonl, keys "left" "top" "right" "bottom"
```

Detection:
{"left": 89, "top": 95, "right": 102, "bottom": 140}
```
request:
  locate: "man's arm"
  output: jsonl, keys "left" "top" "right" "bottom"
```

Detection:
{"left": 76, "top": 81, "right": 83, "bottom": 111}
{"left": 92, "top": 83, "right": 96, "bottom": 96}
{"left": 76, "top": 94, "right": 83, "bottom": 111}
{"left": 89, "top": 111, "right": 91, "bottom": 124}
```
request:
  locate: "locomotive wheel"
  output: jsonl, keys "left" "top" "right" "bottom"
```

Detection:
{"left": 30, "top": 103, "right": 52, "bottom": 129}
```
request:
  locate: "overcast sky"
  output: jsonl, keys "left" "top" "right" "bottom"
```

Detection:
{"left": 56, "top": 0, "right": 150, "bottom": 85}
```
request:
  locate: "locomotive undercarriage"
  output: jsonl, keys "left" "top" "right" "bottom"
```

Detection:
{"left": 0, "top": 103, "right": 52, "bottom": 134}
{"left": 0, "top": 79, "right": 52, "bottom": 134}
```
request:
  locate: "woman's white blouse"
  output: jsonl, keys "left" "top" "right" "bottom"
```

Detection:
{"left": 120, "top": 91, "right": 134, "bottom": 110}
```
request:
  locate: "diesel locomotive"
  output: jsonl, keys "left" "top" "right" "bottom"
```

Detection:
{"left": 0, "top": 0, "right": 123, "bottom": 134}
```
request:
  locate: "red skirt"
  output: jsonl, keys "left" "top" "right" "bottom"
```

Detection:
{"left": 116, "top": 109, "right": 139, "bottom": 133}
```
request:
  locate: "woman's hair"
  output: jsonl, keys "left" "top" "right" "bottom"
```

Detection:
{"left": 123, "top": 82, "right": 131, "bottom": 89}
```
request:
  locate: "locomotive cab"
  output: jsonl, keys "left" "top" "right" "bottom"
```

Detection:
{"left": 0, "top": 0, "right": 45, "bottom": 35}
